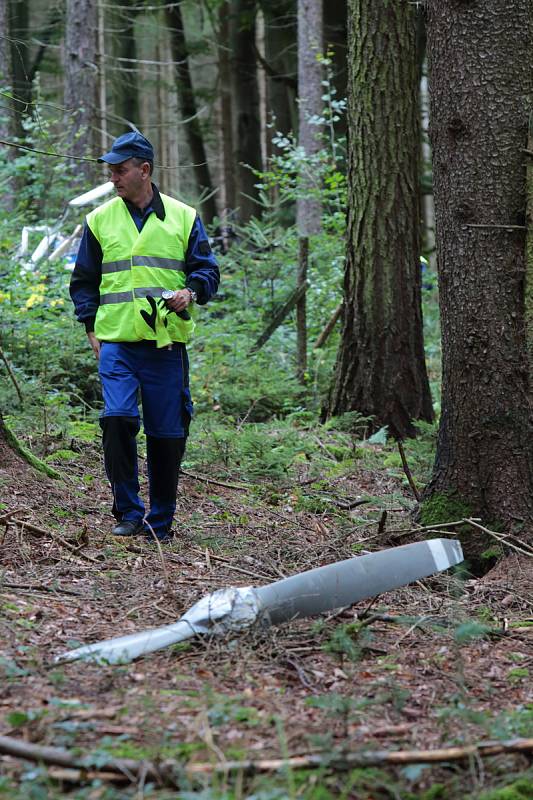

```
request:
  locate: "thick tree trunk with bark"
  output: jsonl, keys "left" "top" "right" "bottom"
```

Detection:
{"left": 166, "top": 3, "right": 217, "bottom": 223}
{"left": 423, "top": 1, "right": 533, "bottom": 545}
{"left": 327, "top": 0, "right": 433, "bottom": 439}
{"left": 230, "top": 0, "right": 263, "bottom": 222}
{"left": 64, "top": 0, "right": 97, "bottom": 182}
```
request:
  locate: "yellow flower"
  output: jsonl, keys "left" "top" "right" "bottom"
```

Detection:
{"left": 26, "top": 293, "right": 45, "bottom": 309}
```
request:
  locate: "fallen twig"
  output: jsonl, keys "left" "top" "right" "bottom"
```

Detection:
{"left": 333, "top": 497, "right": 370, "bottom": 510}
{"left": 464, "top": 518, "right": 533, "bottom": 558}
{"left": 0, "top": 582, "right": 88, "bottom": 598}
{"left": 179, "top": 468, "right": 249, "bottom": 491}
{"left": 191, "top": 548, "right": 272, "bottom": 581}
{"left": 10, "top": 514, "right": 100, "bottom": 563}
{"left": 0, "top": 507, "right": 31, "bottom": 525}
{"left": 1, "top": 734, "right": 531, "bottom": 786}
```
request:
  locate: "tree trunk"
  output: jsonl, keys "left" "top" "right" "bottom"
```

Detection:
{"left": 218, "top": 1, "right": 236, "bottom": 212}
{"left": 327, "top": 0, "right": 433, "bottom": 439}
{"left": 296, "top": 0, "right": 323, "bottom": 381}
{"left": 526, "top": 123, "right": 533, "bottom": 384}
{"left": 0, "top": 0, "right": 14, "bottom": 206}
{"left": 423, "top": 0, "right": 533, "bottom": 548}
{"left": 263, "top": 0, "right": 296, "bottom": 140}
{"left": 64, "top": 0, "right": 98, "bottom": 183}
{"left": 113, "top": 0, "right": 139, "bottom": 131}
{"left": 96, "top": 0, "right": 107, "bottom": 154}
{"left": 166, "top": 3, "right": 217, "bottom": 223}
{"left": 297, "top": 0, "right": 323, "bottom": 236}
{"left": 323, "top": 0, "right": 347, "bottom": 139}
{"left": 0, "top": 2, "right": 10, "bottom": 126}
{"left": 230, "top": 0, "right": 263, "bottom": 222}
{"left": 9, "top": 0, "right": 30, "bottom": 141}
{"left": 296, "top": 237, "right": 309, "bottom": 381}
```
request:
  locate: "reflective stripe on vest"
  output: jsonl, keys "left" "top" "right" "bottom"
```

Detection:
{"left": 87, "top": 194, "right": 197, "bottom": 344}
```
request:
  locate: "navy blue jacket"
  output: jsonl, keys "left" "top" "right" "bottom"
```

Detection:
{"left": 70, "top": 184, "right": 220, "bottom": 333}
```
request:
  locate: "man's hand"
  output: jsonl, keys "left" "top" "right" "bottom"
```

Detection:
{"left": 87, "top": 332, "right": 101, "bottom": 360}
{"left": 164, "top": 289, "right": 193, "bottom": 313}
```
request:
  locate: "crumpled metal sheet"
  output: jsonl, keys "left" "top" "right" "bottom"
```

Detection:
{"left": 55, "top": 586, "right": 261, "bottom": 665}
{"left": 55, "top": 538, "right": 464, "bottom": 665}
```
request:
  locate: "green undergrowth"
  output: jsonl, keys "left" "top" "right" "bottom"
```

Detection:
{"left": 1, "top": 765, "right": 532, "bottom": 799}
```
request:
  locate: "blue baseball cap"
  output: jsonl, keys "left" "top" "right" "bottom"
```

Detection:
{"left": 98, "top": 131, "right": 154, "bottom": 165}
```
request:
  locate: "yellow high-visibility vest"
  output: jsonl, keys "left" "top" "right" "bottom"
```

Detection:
{"left": 87, "top": 194, "right": 197, "bottom": 344}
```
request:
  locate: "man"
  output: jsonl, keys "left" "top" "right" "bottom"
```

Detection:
{"left": 70, "top": 132, "right": 219, "bottom": 542}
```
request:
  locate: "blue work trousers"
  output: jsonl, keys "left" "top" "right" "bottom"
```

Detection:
{"left": 98, "top": 341, "right": 193, "bottom": 536}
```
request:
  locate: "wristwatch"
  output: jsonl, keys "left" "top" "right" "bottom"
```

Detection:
{"left": 162, "top": 288, "right": 196, "bottom": 304}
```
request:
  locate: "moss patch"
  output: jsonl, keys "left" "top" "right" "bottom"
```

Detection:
{"left": 419, "top": 492, "right": 505, "bottom": 576}
{"left": 419, "top": 491, "right": 473, "bottom": 527}
{"left": 472, "top": 776, "right": 533, "bottom": 799}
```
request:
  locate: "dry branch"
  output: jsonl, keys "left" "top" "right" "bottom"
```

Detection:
{"left": 179, "top": 468, "right": 248, "bottom": 491}
{"left": 249, "top": 283, "right": 308, "bottom": 354}
{"left": 1, "top": 734, "right": 532, "bottom": 787}
{"left": 313, "top": 302, "right": 342, "bottom": 349}
{"left": 8, "top": 513, "right": 100, "bottom": 563}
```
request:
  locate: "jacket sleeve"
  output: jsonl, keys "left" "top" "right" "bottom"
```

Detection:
{"left": 184, "top": 215, "right": 220, "bottom": 305}
{"left": 69, "top": 222, "right": 103, "bottom": 333}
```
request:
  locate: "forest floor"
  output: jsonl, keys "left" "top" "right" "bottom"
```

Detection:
{"left": 0, "top": 431, "right": 532, "bottom": 800}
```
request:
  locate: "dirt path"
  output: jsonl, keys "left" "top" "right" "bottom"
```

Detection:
{"left": 0, "top": 436, "right": 531, "bottom": 798}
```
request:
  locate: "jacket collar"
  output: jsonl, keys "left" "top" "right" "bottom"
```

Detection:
{"left": 124, "top": 183, "right": 165, "bottom": 221}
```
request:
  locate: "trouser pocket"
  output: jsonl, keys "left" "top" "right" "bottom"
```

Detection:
{"left": 182, "top": 387, "right": 194, "bottom": 436}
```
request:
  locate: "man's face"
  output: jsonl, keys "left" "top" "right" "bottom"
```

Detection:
{"left": 108, "top": 160, "right": 149, "bottom": 202}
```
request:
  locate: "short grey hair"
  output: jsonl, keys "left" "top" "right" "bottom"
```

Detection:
{"left": 131, "top": 157, "right": 154, "bottom": 175}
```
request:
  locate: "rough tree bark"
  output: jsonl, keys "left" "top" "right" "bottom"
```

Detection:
{"left": 296, "top": 0, "right": 323, "bottom": 382}
{"left": 166, "top": 3, "right": 217, "bottom": 223}
{"left": 423, "top": 0, "right": 533, "bottom": 548}
{"left": 327, "top": 0, "right": 433, "bottom": 439}
{"left": 297, "top": 0, "right": 322, "bottom": 236}
{"left": 230, "top": 0, "right": 263, "bottom": 222}
{"left": 64, "top": 0, "right": 98, "bottom": 182}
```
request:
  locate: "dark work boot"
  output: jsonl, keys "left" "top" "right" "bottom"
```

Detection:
{"left": 112, "top": 519, "right": 144, "bottom": 537}
{"left": 144, "top": 436, "right": 185, "bottom": 539}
